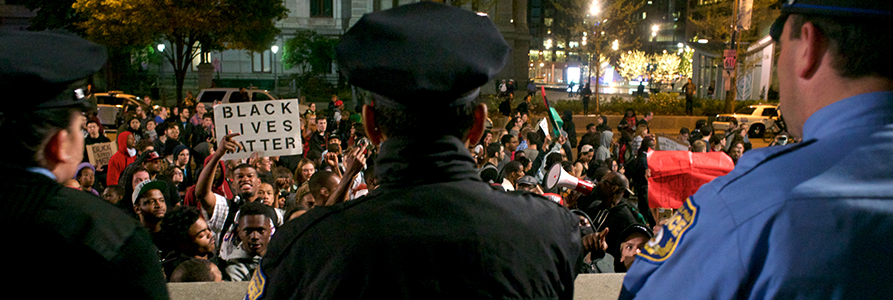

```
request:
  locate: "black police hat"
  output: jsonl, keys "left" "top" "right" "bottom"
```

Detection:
{"left": 0, "top": 30, "right": 107, "bottom": 112}
{"left": 771, "top": 0, "right": 893, "bottom": 42}
{"left": 336, "top": 2, "right": 509, "bottom": 109}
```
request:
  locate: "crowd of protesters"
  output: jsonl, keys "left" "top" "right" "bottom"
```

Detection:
{"left": 77, "top": 93, "right": 370, "bottom": 282}
{"left": 72, "top": 83, "right": 793, "bottom": 283}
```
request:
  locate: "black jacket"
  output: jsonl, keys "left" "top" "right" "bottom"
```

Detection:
{"left": 254, "top": 136, "right": 582, "bottom": 299}
{"left": 1, "top": 166, "right": 168, "bottom": 299}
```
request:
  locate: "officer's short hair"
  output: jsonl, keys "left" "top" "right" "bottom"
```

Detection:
{"left": 237, "top": 201, "right": 276, "bottom": 226}
{"left": 0, "top": 108, "right": 80, "bottom": 167}
{"left": 788, "top": 15, "right": 893, "bottom": 79}
{"left": 374, "top": 98, "right": 479, "bottom": 140}
{"left": 308, "top": 170, "right": 336, "bottom": 197}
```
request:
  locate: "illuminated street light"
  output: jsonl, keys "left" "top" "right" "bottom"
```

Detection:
{"left": 271, "top": 45, "right": 279, "bottom": 54}
{"left": 589, "top": 0, "right": 599, "bottom": 16}
{"left": 652, "top": 24, "right": 659, "bottom": 32}
{"left": 612, "top": 39, "right": 619, "bottom": 51}
{"left": 157, "top": 44, "right": 165, "bottom": 52}
{"left": 698, "top": 39, "right": 708, "bottom": 44}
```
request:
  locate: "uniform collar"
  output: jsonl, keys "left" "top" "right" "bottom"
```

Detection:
{"left": 374, "top": 136, "right": 480, "bottom": 187}
{"left": 802, "top": 91, "right": 893, "bottom": 140}
{"left": 27, "top": 167, "right": 57, "bottom": 181}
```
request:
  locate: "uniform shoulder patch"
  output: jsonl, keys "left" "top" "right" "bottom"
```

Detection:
{"left": 638, "top": 198, "right": 699, "bottom": 263}
{"left": 245, "top": 264, "right": 266, "bottom": 300}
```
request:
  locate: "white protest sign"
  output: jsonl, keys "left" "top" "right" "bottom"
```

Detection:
{"left": 538, "top": 118, "right": 550, "bottom": 139}
{"left": 655, "top": 133, "right": 690, "bottom": 151}
{"left": 213, "top": 99, "right": 302, "bottom": 160}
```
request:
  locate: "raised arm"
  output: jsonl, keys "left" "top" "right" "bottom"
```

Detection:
{"left": 324, "top": 145, "right": 367, "bottom": 206}
{"left": 195, "top": 132, "right": 241, "bottom": 214}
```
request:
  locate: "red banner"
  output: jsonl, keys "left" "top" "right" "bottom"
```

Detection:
{"left": 646, "top": 151, "right": 734, "bottom": 209}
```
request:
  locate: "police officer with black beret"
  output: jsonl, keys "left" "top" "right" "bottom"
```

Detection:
{"left": 622, "top": 1, "right": 893, "bottom": 298}
{"left": 0, "top": 31, "right": 168, "bottom": 299}
{"left": 248, "top": 2, "right": 582, "bottom": 299}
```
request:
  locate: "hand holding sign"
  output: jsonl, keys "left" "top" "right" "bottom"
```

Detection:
{"left": 219, "top": 132, "right": 243, "bottom": 155}
{"left": 213, "top": 99, "right": 302, "bottom": 160}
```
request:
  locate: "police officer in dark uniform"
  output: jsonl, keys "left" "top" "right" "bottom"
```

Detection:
{"left": 247, "top": 3, "right": 582, "bottom": 299}
{"left": 622, "top": 1, "right": 893, "bottom": 299}
{"left": 0, "top": 31, "right": 168, "bottom": 299}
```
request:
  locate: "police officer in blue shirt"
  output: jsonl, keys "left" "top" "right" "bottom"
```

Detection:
{"left": 621, "top": 1, "right": 893, "bottom": 299}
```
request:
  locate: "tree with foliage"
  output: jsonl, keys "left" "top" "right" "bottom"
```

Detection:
{"left": 73, "top": 0, "right": 288, "bottom": 105}
{"left": 550, "top": 0, "right": 643, "bottom": 112}
{"left": 617, "top": 50, "right": 649, "bottom": 81}
{"left": 280, "top": 30, "right": 340, "bottom": 102}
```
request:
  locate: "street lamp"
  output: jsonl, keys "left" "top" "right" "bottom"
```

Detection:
{"left": 271, "top": 45, "right": 279, "bottom": 94}
{"left": 157, "top": 43, "right": 165, "bottom": 105}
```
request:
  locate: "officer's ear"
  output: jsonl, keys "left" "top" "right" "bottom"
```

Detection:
{"left": 362, "top": 104, "right": 383, "bottom": 145}
{"left": 464, "top": 103, "right": 487, "bottom": 147}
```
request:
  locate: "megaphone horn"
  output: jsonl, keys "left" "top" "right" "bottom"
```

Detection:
{"left": 545, "top": 163, "right": 594, "bottom": 195}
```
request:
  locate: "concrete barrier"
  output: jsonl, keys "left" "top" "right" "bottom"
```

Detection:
{"left": 166, "top": 273, "right": 625, "bottom": 300}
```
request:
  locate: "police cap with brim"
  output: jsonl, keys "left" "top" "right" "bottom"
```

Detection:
{"left": 0, "top": 30, "right": 107, "bottom": 112}
{"left": 335, "top": 1, "right": 509, "bottom": 109}
{"left": 132, "top": 180, "right": 168, "bottom": 203}
{"left": 770, "top": 0, "right": 893, "bottom": 42}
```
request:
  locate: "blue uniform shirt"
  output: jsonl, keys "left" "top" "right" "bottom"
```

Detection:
{"left": 620, "top": 92, "right": 893, "bottom": 299}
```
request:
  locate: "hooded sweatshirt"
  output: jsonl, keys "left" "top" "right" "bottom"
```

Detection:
{"left": 107, "top": 131, "right": 137, "bottom": 186}
{"left": 595, "top": 130, "right": 613, "bottom": 162}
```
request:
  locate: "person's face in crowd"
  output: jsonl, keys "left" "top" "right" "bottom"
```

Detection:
{"left": 86, "top": 122, "right": 99, "bottom": 136}
{"left": 171, "top": 168, "right": 184, "bottom": 184}
{"left": 166, "top": 125, "right": 180, "bottom": 140}
{"left": 130, "top": 119, "right": 141, "bottom": 131}
{"left": 196, "top": 104, "right": 206, "bottom": 115}
{"left": 126, "top": 133, "right": 136, "bottom": 149}
{"left": 331, "top": 95, "right": 338, "bottom": 102}
{"left": 102, "top": 188, "right": 122, "bottom": 204}
{"left": 507, "top": 136, "right": 519, "bottom": 152}
{"left": 213, "top": 163, "right": 224, "bottom": 184}
{"left": 589, "top": 126, "right": 598, "bottom": 134}
{"left": 620, "top": 232, "right": 650, "bottom": 270}
{"left": 144, "top": 96, "right": 152, "bottom": 106}
{"left": 172, "top": 107, "right": 179, "bottom": 117}
{"left": 256, "top": 183, "right": 276, "bottom": 207}
{"left": 309, "top": 103, "right": 316, "bottom": 111}
{"left": 581, "top": 151, "right": 594, "bottom": 162}
{"left": 597, "top": 116, "right": 604, "bottom": 125}
{"left": 257, "top": 157, "right": 273, "bottom": 172}
{"left": 300, "top": 163, "right": 316, "bottom": 183}
{"left": 184, "top": 217, "right": 215, "bottom": 256}
{"left": 136, "top": 106, "right": 145, "bottom": 117}
{"left": 680, "top": 132, "right": 689, "bottom": 141}
{"left": 160, "top": 107, "right": 168, "bottom": 118}
{"left": 237, "top": 215, "right": 272, "bottom": 257}
{"left": 177, "top": 149, "right": 190, "bottom": 167}
{"left": 202, "top": 117, "right": 213, "bottom": 128}
{"left": 145, "top": 158, "right": 164, "bottom": 174}
{"left": 626, "top": 110, "right": 634, "bottom": 118}
{"left": 77, "top": 168, "right": 94, "bottom": 190}
{"left": 483, "top": 132, "right": 493, "bottom": 145}
{"left": 521, "top": 114, "right": 529, "bottom": 124}
{"left": 180, "top": 108, "right": 190, "bottom": 122}
{"left": 146, "top": 120, "right": 156, "bottom": 132}
{"left": 132, "top": 170, "right": 150, "bottom": 189}
{"left": 135, "top": 189, "right": 166, "bottom": 221}
{"left": 597, "top": 172, "right": 620, "bottom": 201}
{"left": 611, "top": 160, "right": 619, "bottom": 172}
{"left": 731, "top": 143, "right": 745, "bottom": 160}
{"left": 316, "top": 118, "right": 327, "bottom": 133}
{"left": 235, "top": 167, "right": 261, "bottom": 197}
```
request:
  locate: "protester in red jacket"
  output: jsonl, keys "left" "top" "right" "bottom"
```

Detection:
{"left": 107, "top": 131, "right": 137, "bottom": 186}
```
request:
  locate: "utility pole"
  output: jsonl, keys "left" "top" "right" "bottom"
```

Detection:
{"left": 726, "top": 0, "right": 740, "bottom": 114}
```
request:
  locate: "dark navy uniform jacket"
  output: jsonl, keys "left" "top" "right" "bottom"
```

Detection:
{"left": 248, "top": 136, "right": 581, "bottom": 299}
{"left": 621, "top": 92, "right": 893, "bottom": 299}
{"left": 1, "top": 165, "right": 168, "bottom": 299}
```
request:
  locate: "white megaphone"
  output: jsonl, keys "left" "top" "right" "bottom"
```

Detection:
{"left": 545, "top": 163, "right": 594, "bottom": 195}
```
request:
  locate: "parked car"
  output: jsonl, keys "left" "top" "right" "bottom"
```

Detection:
{"left": 196, "top": 88, "right": 277, "bottom": 104}
{"left": 713, "top": 104, "right": 779, "bottom": 138}
{"left": 94, "top": 91, "right": 141, "bottom": 132}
